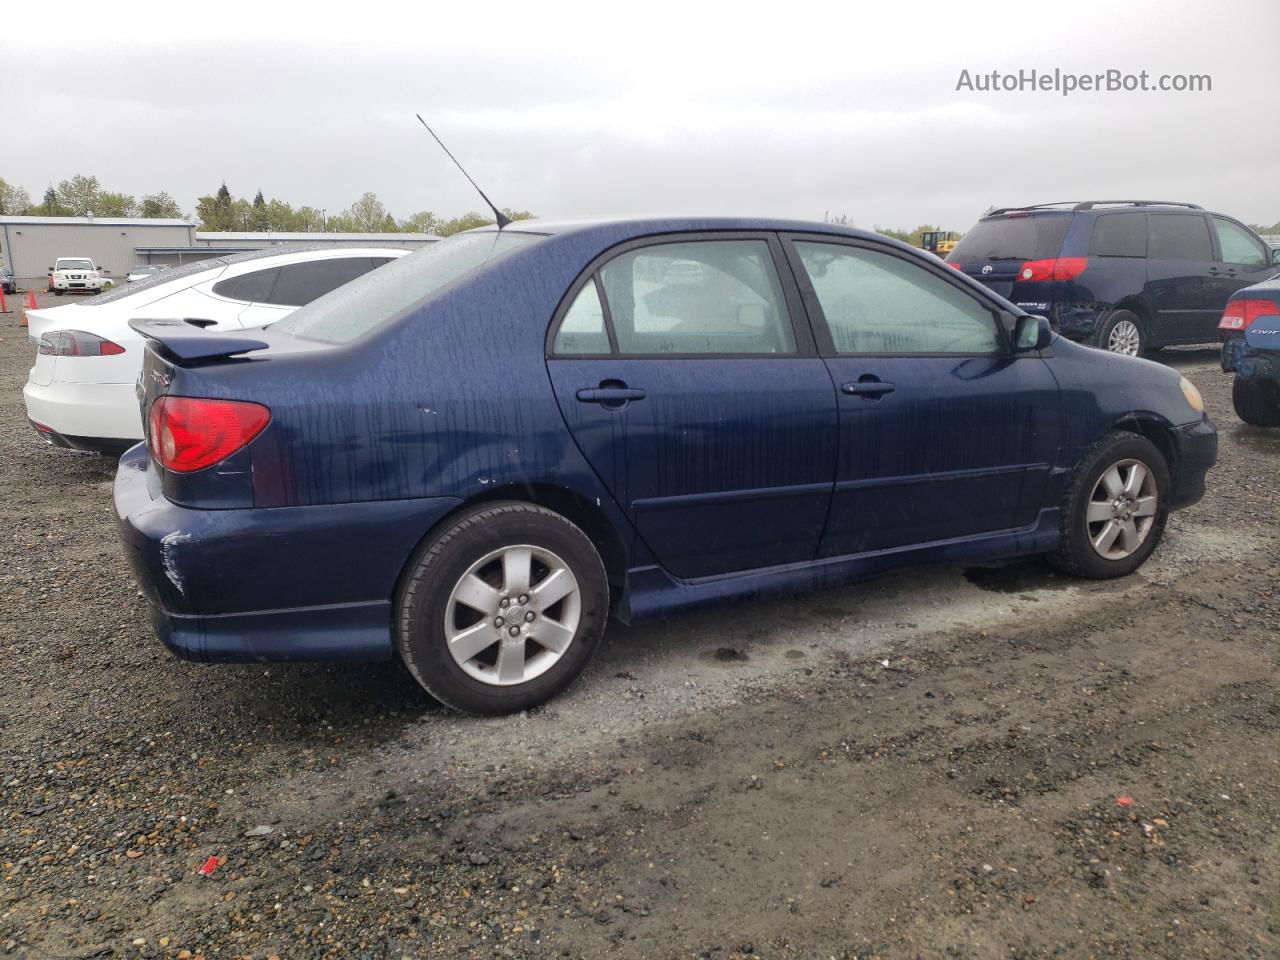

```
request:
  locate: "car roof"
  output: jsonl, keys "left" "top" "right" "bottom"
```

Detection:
{"left": 481, "top": 215, "right": 909, "bottom": 248}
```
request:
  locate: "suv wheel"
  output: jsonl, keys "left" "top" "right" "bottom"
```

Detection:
{"left": 1093, "top": 309, "right": 1146, "bottom": 357}
{"left": 1232, "top": 377, "right": 1280, "bottom": 427}
{"left": 395, "top": 502, "right": 609, "bottom": 715}
{"left": 1049, "top": 431, "right": 1170, "bottom": 579}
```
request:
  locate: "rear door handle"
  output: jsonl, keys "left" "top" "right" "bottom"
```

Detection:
{"left": 842, "top": 380, "right": 895, "bottom": 397}
{"left": 576, "top": 387, "right": 646, "bottom": 404}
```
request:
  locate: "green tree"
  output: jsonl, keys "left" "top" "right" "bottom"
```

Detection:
{"left": 436, "top": 211, "right": 494, "bottom": 236}
{"left": 296, "top": 206, "right": 324, "bottom": 232}
{"left": 195, "top": 182, "right": 236, "bottom": 231}
{"left": 250, "top": 190, "right": 269, "bottom": 231}
{"left": 340, "top": 192, "right": 390, "bottom": 232}
{"left": 94, "top": 191, "right": 138, "bottom": 217}
{"left": 36, "top": 186, "right": 69, "bottom": 216}
{"left": 140, "top": 191, "right": 183, "bottom": 218}
{"left": 0, "top": 178, "right": 32, "bottom": 215}
{"left": 55, "top": 174, "right": 102, "bottom": 215}
{"left": 399, "top": 210, "right": 438, "bottom": 233}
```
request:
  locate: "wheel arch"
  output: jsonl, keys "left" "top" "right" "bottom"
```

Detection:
{"left": 1111, "top": 414, "right": 1179, "bottom": 487}
{"left": 404, "top": 483, "right": 630, "bottom": 597}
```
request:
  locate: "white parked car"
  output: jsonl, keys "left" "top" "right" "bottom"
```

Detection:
{"left": 24, "top": 246, "right": 410, "bottom": 453}
{"left": 48, "top": 256, "right": 113, "bottom": 294}
{"left": 126, "top": 264, "right": 170, "bottom": 282}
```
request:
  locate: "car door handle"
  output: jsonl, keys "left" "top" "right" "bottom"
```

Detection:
{"left": 576, "top": 386, "right": 646, "bottom": 404}
{"left": 842, "top": 380, "right": 895, "bottom": 397}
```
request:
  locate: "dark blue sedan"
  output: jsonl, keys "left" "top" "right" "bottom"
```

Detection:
{"left": 114, "top": 218, "right": 1217, "bottom": 713}
{"left": 1219, "top": 275, "right": 1280, "bottom": 425}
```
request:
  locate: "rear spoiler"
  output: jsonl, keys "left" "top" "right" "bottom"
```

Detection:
{"left": 129, "top": 318, "right": 270, "bottom": 365}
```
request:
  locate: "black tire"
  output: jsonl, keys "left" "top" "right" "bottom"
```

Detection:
{"left": 1092, "top": 309, "right": 1148, "bottom": 357}
{"left": 53, "top": 288, "right": 64, "bottom": 296}
{"left": 395, "top": 501, "right": 609, "bottom": 715}
{"left": 1048, "top": 431, "right": 1171, "bottom": 579}
{"left": 1232, "top": 377, "right": 1280, "bottom": 427}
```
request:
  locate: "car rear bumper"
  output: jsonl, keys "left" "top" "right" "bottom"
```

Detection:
{"left": 1169, "top": 414, "right": 1217, "bottom": 510}
{"left": 113, "top": 445, "right": 462, "bottom": 663}
{"left": 23, "top": 378, "right": 143, "bottom": 444}
{"left": 1221, "top": 335, "right": 1278, "bottom": 381}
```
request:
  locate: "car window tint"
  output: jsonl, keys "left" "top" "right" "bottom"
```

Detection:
{"left": 1148, "top": 214, "right": 1212, "bottom": 261}
{"left": 948, "top": 214, "right": 1070, "bottom": 261}
{"left": 1090, "top": 213, "right": 1147, "bottom": 257}
{"left": 598, "top": 240, "right": 795, "bottom": 355}
{"left": 553, "top": 280, "right": 611, "bottom": 354}
{"left": 268, "top": 257, "right": 386, "bottom": 307}
{"left": 1212, "top": 218, "right": 1267, "bottom": 267}
{"left": 211, "top": 267, "right": 279, "bottom": 303}
{"left": 796, "top": 242, "right": 1001, "bottom": 355}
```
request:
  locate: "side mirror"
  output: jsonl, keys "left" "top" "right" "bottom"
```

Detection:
{"left": 1014, "top": 314, "right": 1053, "bottom": 352}
{"left": 1272, "top": 247, "right": 1280, "bottom": 265}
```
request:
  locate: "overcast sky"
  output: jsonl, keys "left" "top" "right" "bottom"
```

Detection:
{"left": 7, "top": 0, "right": 1279, "bottom": 230}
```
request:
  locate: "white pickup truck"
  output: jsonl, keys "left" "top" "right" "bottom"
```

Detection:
{"left": 48, "top": 257, "right": 114, "bottom": 294}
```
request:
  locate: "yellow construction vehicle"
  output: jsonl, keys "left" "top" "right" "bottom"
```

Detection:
{"left": 919, "top": 230, "right": 959, "bottom": 257}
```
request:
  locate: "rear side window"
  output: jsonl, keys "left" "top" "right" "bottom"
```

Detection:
{"left": 1212, "top": 218, "right": 1267, "bottom": 267}
{"left": 1090, "top": 213, "right": 1147, "bottom": 257}
{"left": 553, "top": 281, "right": 611, "bottom": 355}
{"left": 948, "top": 215, "right": 1070, "bottom": 261}
{"left": 212, "top": 267, "right": 279, "bottom": 303}
{"left": 1148, "top": 214, "right": 1213, "bottom": 261}
{"left": 598, "top": 240, "right": 795, "bottom": 355}
{"left": 795, "top": 242, "right": 1001, "bottom": 355}
{"left": 268, "top": 257, "right": 391, "bottom": 307}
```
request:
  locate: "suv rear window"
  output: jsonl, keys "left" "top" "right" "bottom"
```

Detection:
{"left": 274, "top": 232, "right": 543, "bottom": 344}
{"left": 948, "top": 214, "right": 1070, "bottom": 262}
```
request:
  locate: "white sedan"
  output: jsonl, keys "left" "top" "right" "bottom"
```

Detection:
{"left": 24, "top": 246, "right": 410, "bottom": 453}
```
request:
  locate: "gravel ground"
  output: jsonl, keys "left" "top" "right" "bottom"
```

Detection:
{"left": 2, "top": 294, "right": 1277, "bottom": 959}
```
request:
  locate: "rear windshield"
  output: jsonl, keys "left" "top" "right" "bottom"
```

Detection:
{"left": 948, "top": 214, "right": 1071, "bottom": 262}
{"left": 273, "top": 231, "right": 544, "bottom": 344}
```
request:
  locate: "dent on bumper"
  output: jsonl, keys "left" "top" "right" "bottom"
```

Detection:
{"left": 114, "top": 446, "right": 463, "bottom": 662}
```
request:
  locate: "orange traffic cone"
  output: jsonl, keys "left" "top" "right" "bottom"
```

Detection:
{"left": 21, "top": 289, "right": 37, "bottom": 327}
{"left": 0, "top": 289, "right": 7, "bottom": 313}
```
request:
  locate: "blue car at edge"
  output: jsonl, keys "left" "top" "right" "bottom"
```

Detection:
{"left": 114, "top": 217, "right": 1217, "bottom": 714}
{"left": 1219, "top": 275, "right": 1280, "bottom": 426}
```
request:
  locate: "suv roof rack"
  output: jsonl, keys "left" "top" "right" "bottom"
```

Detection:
{"left": 985, "top": 200, "right": 1203, "bottom": 217}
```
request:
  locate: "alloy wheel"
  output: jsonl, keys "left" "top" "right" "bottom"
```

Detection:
{"left": 1106, "top": 319, "right": 1141, "bottom": 356}
{"left": 443, "top": 544, "right": 582, "bottom": 686}
{"left": 1086, "top": 459, "right": 1158, "bottom": 560}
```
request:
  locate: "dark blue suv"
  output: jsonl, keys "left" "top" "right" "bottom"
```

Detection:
{"left": 948, "top": 201, "right": 1279, "bottom": 356}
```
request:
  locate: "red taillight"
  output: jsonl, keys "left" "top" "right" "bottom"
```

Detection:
{"left": 946, "top": 261, "right": 965, "bottom": 271}
{"left": 37, "top": 330, "right": 127, "bottom": 356}
{"left": 147, "top": 396, "right": 270, "bottom": 473}
{"left": 1218, "top": 298, "right": 1279, "bottom": 331}
{"left": 1017, "top": 257, "right": 1088, "bottom": 283}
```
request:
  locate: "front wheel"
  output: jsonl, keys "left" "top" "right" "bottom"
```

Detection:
{"left": 1049, "top": 432, "right": 1171, "bottom": 579}
{"left": 1232, "top": 377, "right": 1280, "bottom": 427}
{"left": 395, "top": 502, "right": 609, "bottom": 714}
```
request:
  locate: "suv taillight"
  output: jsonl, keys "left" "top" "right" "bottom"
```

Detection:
{"left": 1017, "top": 257, "right": 1088, "bottom": 282}
{"left": 1218, "top": 298, "right": 1278, "bottom": 332}
{"left": 148, "top": 396, "right": 270, "bottom": 473}
{"left": 38, "top": 330, "right": 126, "bottom": 356}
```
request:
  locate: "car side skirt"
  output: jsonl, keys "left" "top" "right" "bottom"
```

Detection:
{"left": 617, "top": 509, "right": 1062, "bottom": 622}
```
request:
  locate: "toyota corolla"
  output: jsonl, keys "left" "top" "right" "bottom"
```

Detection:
{"left": 114, "top": 218, "right": 1217, "bottom": 714}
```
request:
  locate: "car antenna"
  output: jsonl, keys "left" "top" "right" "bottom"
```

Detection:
{"left": 414, "top": 114, "right": 511, "bottom": 229}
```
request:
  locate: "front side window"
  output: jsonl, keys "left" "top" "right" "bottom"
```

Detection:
{"left": 1213, "top": 218, "right": 1267, "bottom": 267}
{"left": 1148, "top": 214, "right": 1213, "bottom": 261}
{"left": 598, "top": 240, "right": 795, "bottom": 355}
{"left": 1090, "top": 213, "right": 1147, "bottom": 257}
{"left": 795, "top": 242, "right": 1002, "bottom": 355}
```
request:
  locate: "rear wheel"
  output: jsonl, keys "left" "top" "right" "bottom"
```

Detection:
{"left": 395, "top": 502, "right": 609, "bottom": 715}
{"left": 1232, "top": 377, "right": 1280, "bottom": 426}
{"left": 1049, "top": 432, "right": 1170, "bottom": 579}
{"left": 1093, "top": 309, "right": 1147, "bottom": 357}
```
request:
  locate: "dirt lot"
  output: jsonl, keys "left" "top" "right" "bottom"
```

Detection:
{"left": 1, "top": 296, "right": 1277, "bottom": 959}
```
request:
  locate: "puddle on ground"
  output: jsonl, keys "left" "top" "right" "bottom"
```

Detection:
{"left": 962, "top": 561, "right": 1072, "bottom": 595}
{"left": 708, "top": 645, "right": 750, "bottom": 663}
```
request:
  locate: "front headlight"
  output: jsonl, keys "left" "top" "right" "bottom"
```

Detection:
{"left": 1179, "top": 376, "right": 1205, "bottom": 413}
